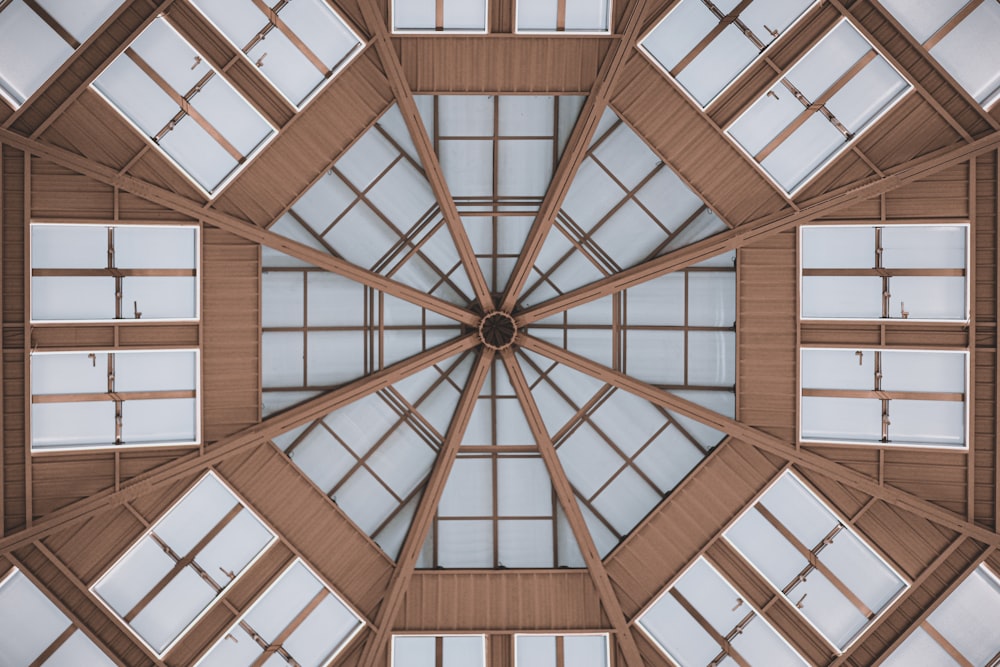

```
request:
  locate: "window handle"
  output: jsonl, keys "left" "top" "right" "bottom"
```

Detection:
{"left": 219, "top": 566, "right": 236, "bottom": 580}
{"left": 190, "top": 55, "right": 202, "bottom": 70}
{"left": 900, "top": 301, "right": 909, "bottom": 319}
{"left": 795, "top": 593, "right": 807, "bottom": 609}
{"left": 133, "top": 301, "right": 142, "bottom": 320}
{"left": 255, "top": 52, "right": 268, "bottom": 68}
{"left": 764, "top": 24, "right": 779, "bottom": 38}
{"left": 731, "top": 598, "right": 743, "bottom": 612}
{"left": 855, "top": 350, "right": 863, "bottom": 365}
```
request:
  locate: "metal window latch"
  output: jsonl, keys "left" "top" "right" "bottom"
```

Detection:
{"left": 795, "top": 593, "right": 807, "bottom": 609}
{"left": 133, "top": 301, "right": 142, "bottom": 320}
{"left": 191, "top": 55, "right": 202, "bottom": 70}
{"left": 731, "top": 598, "right": 743, "bottom": 612}
{"left": 255, "top": 52, "right": 268, "bottom": 68}
{"left": 855, "top": 350, "right": 863, "bottom": 365}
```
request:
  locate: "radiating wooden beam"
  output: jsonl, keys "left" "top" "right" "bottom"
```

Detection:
{"left": 500, "top": 349, "right": 644, "bottom": 667}
{"left": 0, "top": 334, "right": 479, "bottom": 555}
{"left": 519, "top": 334, "right": 1000, "bottom": 548}
{"left": 517, "top": 128, "right": 1000, "bottom": 324}
{"left": 499, "top": 0, "right": 649, "bottom": 313}
{"left": 357, "top": 349, "right": 493, "bottom": 667}
{"left": 356, "top": 0, "right": 496, "bottom": 312}
{"left": 0, "top": 127, "right": 479, "bottom": 326}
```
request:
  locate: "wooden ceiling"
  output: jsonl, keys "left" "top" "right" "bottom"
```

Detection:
{"left": 1, "top": 0, "right": 999, "bottom": 665}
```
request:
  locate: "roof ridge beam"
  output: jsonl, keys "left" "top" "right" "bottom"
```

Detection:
{"left": 0, "top": 334, "right": 479, "bottom": 555}
{"left": 517, "top": 128, "right": 1000, "bottom": 325}
{"left": 518, "top": 334, "right": 1000, "bottom": 547}
{"left": 499, "top": 0, "right": 651, "bottom": 312}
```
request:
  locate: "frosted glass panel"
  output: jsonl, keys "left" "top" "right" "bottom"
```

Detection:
{"left": 0, "top": 570, "right": 71, "bottom": 667}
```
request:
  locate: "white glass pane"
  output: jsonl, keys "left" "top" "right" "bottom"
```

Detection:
{"left": 727, "top": 508, "right": 808, "bottom": 591}
{"left": 787, "top": 570, "right": 867, "bottom": 649}
{"left": 440, "top": 140, "right": 493, "bottom": 196}
{"left": 801, "top": 226, "right": 876, "bottom": 268}
{"left": 442, "top": 635, "right": 486, "bottom": 667}
{"left": 122, "top": 276, "right": 198, "bottom": 320}
{"left": 591, "top": 467, "right": 661, "bottom": 534}
{"left": 393, "top": 0, "right": 435, "bottom": 30}
{"left": 262, "top": 332, "right": 304, "bottom": 388}
{"left": 565, "top": 0, "right": 610, "bottom": 31}
{"left": 641, "top": 0, "right": 717, "bottom": 73}
{"left": 246, "top": 561, "right": 323, "bottom": 642}
{"left": 882, "top": 225, "right": 966, "bottom": 268}
{"left": 158, "top": 113, "right": 240, "bottom": 192}
{"left": 94, "top": 55, "right": 178, "bottom": 137}
{"left": 676, "top": 559, "right": 751, "bottom": 634}
{"left": 626, "top": 275, "right": 685, "bottom": 325}
{"left": 31, "top": 225, "right": 107, "bottom": 268}
{"left": 688, "top": 331, "right": 735, "bottom": 385}
{"left": 437, "top": 520, "right": 492, "bottom": 568}
{"left": 761, "top": 112, "right": 845, "bottom": 192}
{"left": 0, "top": 1, "right": 73, "bottom": 105}
{"left": 293, "top": 172, "right": 357, "bottom": 231}
{"left": 890, "top": 400, "right": 966, "bottom": 446}
{"left": 881, "top": 626, "right": 962, "bottom": 667}
{"left": 731, "top": 615, "right": 806, "bottom": 667}
{"left": 336, "top": 468, "right": 400, "bottom": 534}
{"left": 560, "top": 158, "right": 626, "bottom": 231}
{"left": 739, "top": 0, "right": 816, "bottom": 45}
{"left": 190, "top": 0, "right": 265, "bottom": 47}
{"left": 197, "top": 623, "right": 265, "bottom": 666}
{"left": 287, "top": 426, "right": 356, "bottom": 493}
{"left": 498, "top": 457, "right": 551, "bottom": 517}
{"left": 762, "top": 474, "right": 839, "bottom": 547}
{"left": 634, "top": 425, "right": 705, "bottom": 493}
{"left": 115, "top": 350, "right": 197, "bottom": 392}
{"left": 930, "top": 566, "right": 1000, "bottom": 665}
{"left": 822, "top": 530, "right": 903, "bottom": 613}
{"left": 0, "top": 571, "right": 70, "bottom": 667}
{"left": 282, "top": 0, "right": 359, "bottom": 70}
{"left": 115, "top": 226, "right": 197, "bottom": 268}
{"left": 801, "top": 348, "right": 875, "bottom": 390}
{"left": 676, "top": 25, "right": 759, "bottom": 105}
{"left": 499, "top": 140, "right": 554, "bottom": 197}
{"left": 787, "top": 21, "right": 871, "bottom": 102}
{"left": 517, "top": 0, "right": 557, "bottom": 30}
{"left": 366, "top": 429, "right": 436, "bottom": 497}
{"left": 498, "top": 519, "right": 554, "bottom": 567}
{"left": 36, "top": 0, "right": 121, "bottom": 42}
{"left": 31, "top": 402, "right": 116, "bottom": 449}
{"left": 890, "top": 276, "right": 966, "bottom": 320}
{"left": 132, "top": 19, "right": 209, "bottom": 93}
{"left": 516, "top": 635, "right": 557, "bottom": 667}
{"left": 729, "top": 85, "right": 804, "bottom": 156}
{"left": 442, "top": 0, "right": 486, "bottom": 30}
{"left": 94, "top": 536, "right": 174, "bottom": 616}
{"left": 563, "top": 635, "right": 609, "bottom": 667}
{"left": 439, "top": 458, "right": 492, "bottom": 516}
{"left": 801, "top": 276, "right": 883, "bottom": 318}
{"left": 393, "top": 636, "right": 436, "bottom": 667}
{"left": 931, "top": 2, "right": 1000, "bottom": 106}
{"left": 131, "top": 566, "right": 216, "bottom": 653}
{"left": 639, "top": 589, "right": 720, "bottom": 667}
{"left": 636, "top": 166, "right": 705, "bottom": 231}
{"left": 285, "top": 594, "right": 361, "bottom": 667}
{"left": 688, "top": 272, "right": 736, "bottom": 326}
{"left": 306, "top": 331, "right": 365, "bottom": 385}
{"left": 156, "top": 475, "right": 238, "bottom": 555}
{"left": 881, "top": 350, "right": 965, "bottom": 393}
{"left": 592, "top": 124, "right": 660, "bottom": 190}
{"left": 367, "top": 161, "right": 437, "bottom": 227}
{"left": 121, "top": 398, "right": 197, "bottom": 444}
{"left": 262, "top": 271, "right": 305, "bottom": 327}
{"left": 825, "top": 56, "right": 907, "bottom": 134}
{"left": 556, "top": 423, "right": 623, "bottom": 498}
{"left": 32, "top": 277, "right": 115, "bottom": 321}
{"left": 591, "top": 390, "right": 665, "bottom": 456}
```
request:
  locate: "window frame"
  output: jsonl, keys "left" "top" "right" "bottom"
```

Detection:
{"left": 722, "top": 469, "right": 910, "bottom": 653}
{"left": 89, "top": 15, "right": 278, "bottom": 199}
{"left": 390, "top": 633, "right": 488, "bottom": 667}
{"left": 635, "top": 555, "right": 809, "bottom": 667}
{"left": 637, "top": 0, "right": 822, "bottom": 110}
{"left": 29, "top": 347, "right": 202, "bottom": 453}
{"left": 194, "top": 556, "right": 365, "bottom": 667}
{"left": 722, "top": 17, "right": 913, "bottom": 197}
{"left": 186, "top": 0, "right": 365, "bottom": 111}
{"left": 797, "top": 222, "right": 970, "bottom": 323}
{"left": 798, "top": 346, "right": 970, "bottom": 450}
{"left": 29, "top": 222, "right": 201, "bottom": 325}
{"left": 89, "top": 471, "right": 278, "bottom": 659}
{"left": 389, "top": 0, "right": 490, "bottom": 34}
{"left": 513, "top": 0, "right": 613, "bottom": 35}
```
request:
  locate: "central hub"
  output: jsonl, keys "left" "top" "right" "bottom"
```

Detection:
{"left": 478, "top": 311, "right": 518, "bottom": 351}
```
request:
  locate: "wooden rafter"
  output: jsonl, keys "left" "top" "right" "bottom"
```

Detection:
{"left": 0, "top": 334, "right": 478, "bottom": 555}
{"left": 499, "top": 0, "right": 649, "bottom": 312}
{"left": 500, "top": 349, "right": 644, "bottom": 667}
{"left": 518, "top": 334, "right": 1000, "bottom": 548}
{"left": 517, "top": 128, "right": 1000, "bottom": 325}
{"left": 357, "top": 349, "right": 494, "bottom": 667}
{"left": 356, "top": 0, "right": 496, "bottom": 312}
{"left": 0, "top": 127, "right": 479, "bottom": 327}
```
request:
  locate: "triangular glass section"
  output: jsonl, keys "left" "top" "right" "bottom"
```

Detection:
{"left": 266, "top": 104, "right": 475, "bottom": 307}
{"left": 272, "top": 351, "right": 476, "bottom": 560}
{"left": 524, "top": 252, "right": 737, "bottom": 418}
{"left": 261, "top": 246, "right": 463, "bottom": 417}
{"left": 416, "top": 359, "right": 586, "bottom": 569}
{"left": 516, "top": 348, "right": 726, "bottom": 557}
{"left": 519, "top": 108, "right": 728, "bottom": 307}
{"left": 414, "top": 95, "right": 586, "bottom": 294}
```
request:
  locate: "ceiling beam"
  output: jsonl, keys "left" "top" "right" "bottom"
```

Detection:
{"left": 357, "top": 349, "right": 493, "bottom": 667}
{"left": 501, "top": 349, "right": 645, "bottom": 667}
{"left": 356, "top": 0, "right": 496, "bottom": 312}
{"left": 518, "top": 335, "right": 1000, "bottom": 547}
{"left": 499, "top": 0, "right": 649, "bottom": 313}
{"left": 0, "top": 128, "right": 480, "bottom": 327}
{"left": 0, "top": 334, "right": 479, "bottom": 555}
{"left": 517, "top": 128, "right": 1000, "bottom": 324}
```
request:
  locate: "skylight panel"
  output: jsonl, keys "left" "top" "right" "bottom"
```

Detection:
{"left": 391, "top": 0, "right": 488, "bottom": 32}
{"left": 724, "top": 471, "right": 908, "bottom": 651}
{"left": 800, "top": 348, "right": 968, "bottom": 448}
{"left": 640, "top": 0, "right": 820, "bottom": 108}
{"left": 392, "top": 634, "right": 486, "bottom": 667}
{"left": 30, "top": 223, "right": 199, "bottom": 322}
{"left": 0, "top": 568, "right": 116, "bottom": 667}
{"left": 188, "top": 0, "right": 363, "bottom": 109}
{"left": 516, "top": 0, "right": 612, "bottom": 33}
{"left": 92, "top": 472, "right": 276, "bottom": 657}
{"left": 196, "top": 558, "right": 363, "bottom": 667}
{"left": 513, "top": 634, "right": 610, "bottom": 667}
{"left": 726, "top": 19, "right": 911, "bottom": 194}
{"left": 92, "top": 16, "right": 276, "bottom": 196}
{"left": 882, "top": 563, "right": 1000, "bottom": 667}
{"left": 801, "top": 224, "right": 968, "bottom": 321}
{"left": 0, "top": 0, "right": 122, "bottom": 107}
{"left": 637, "top": 557, "right": 807, "bottom": 667}
{"left": 31, "top": 349, "right": 200, "bottom": 451}
{"left": 879, "top": 0, "right": 1000, "bottom": 108}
